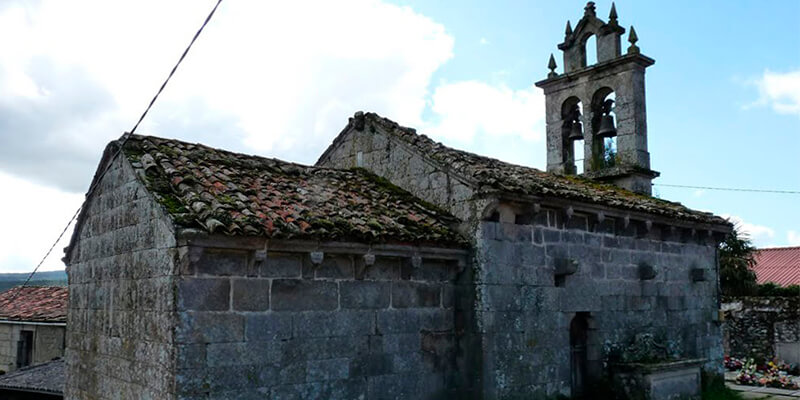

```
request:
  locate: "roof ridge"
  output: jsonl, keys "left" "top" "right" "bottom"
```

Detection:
{"left": 757, "top": 246, "right": 800, "bottom": 251}
{"left": 350, "top": 111, "right": 728, "bottom": 228}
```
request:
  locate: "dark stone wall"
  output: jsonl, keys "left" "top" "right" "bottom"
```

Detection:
{"left": 64, "top": 156, "right": 178, "bottom": 399}
{"left": 476, "top": 213, "right": 722, "bottom": 398}
{"left": 723, "top": 297, "right": 800, "bottom": 363}
{"left": 175, "top": 246, "right": 475, "bottom": 399}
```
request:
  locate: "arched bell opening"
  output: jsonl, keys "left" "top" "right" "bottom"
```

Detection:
{"left": 591, "top": 88, "right": 617, "bottom": 169}
{"left": 561, "top": 97, "right": 584, "bottom": 174}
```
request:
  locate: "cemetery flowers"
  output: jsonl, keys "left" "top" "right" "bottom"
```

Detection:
{"left": 728, "top": 357, "right": 800, "bottom": 390}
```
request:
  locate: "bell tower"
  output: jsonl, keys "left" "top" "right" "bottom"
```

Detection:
{"left": 535, "top": 2, "right": 659, "bottom": 195}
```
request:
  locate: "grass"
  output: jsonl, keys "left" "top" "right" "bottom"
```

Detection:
{"left": 702, "top": 384, "right": 746, "bottom": 400}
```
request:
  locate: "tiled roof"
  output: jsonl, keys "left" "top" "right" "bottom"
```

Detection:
{"left": 0, "top": 358, "right": 63, "bottom": 394}
{"left": 331, "top": 112, "right": 729, "bottom": 227}
{"left": 753, "top": 247, "right": 800, "bottom": 287}
{"left": 120, "top": 135, "right": 466, "bottom": 246}
{"left": 0, "top": 286, "right": 67, "bottom": 323}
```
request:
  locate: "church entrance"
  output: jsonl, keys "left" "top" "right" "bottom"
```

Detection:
{"left": 570, "top": 312, "right": 590, "bottom": 398}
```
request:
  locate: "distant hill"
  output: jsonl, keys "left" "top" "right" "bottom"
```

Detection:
{"left": 0, "top": 271, "right": 67, "bottom": 292}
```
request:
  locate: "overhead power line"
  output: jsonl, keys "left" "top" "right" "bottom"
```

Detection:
{"left": 654, "top": 183, "right": 800, "bottom": 195}
{"left": 8, "top": 0, "right": 224, "bottom": 302}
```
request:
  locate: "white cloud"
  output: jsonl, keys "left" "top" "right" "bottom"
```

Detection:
{"left": 722, "top": 214, "right": 775, "bottom": 247}
{"left": 788, "top": 231, "right": 800, "bottom": 246}
{"left": 0, "top": 0, "right": 552, "bottom": 272}
{"left": 0, "top": 0, "right": 455, "bottom": 188}
{"left": 0, "top": 171, "right": 83, "bottom": 273}
{"left": 425, "top": 80, "right": 545, "bottom": 144}
{"left": 750, "top": 69, "right": 800, "bottom": 116}
{"left": 479, "top": 37, "right": 489, "bottom": 45}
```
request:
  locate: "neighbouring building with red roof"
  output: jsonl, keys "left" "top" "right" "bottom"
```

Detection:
{"left": 0, "top": 286, "right": 67, "bottom": 374}
{"left": 753, "top": 247, "right": 800, "bottom": 287}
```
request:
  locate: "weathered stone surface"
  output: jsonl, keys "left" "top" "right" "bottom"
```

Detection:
{"left": 261, "top": 252, "right": 303, "bottom": 278}
{"left": 194, "top": 249, "right": 248, "bottom": 276}
{"left": 178, "top": 278, "right": 230, "bottom": 311}
{"left": 232, "top": 278, "right": 270, "bottom": 311}
{"left": 340, "top": 281, "right": 390, "bottom": 309}
{"left": 391, "top": 282, "right": 440, "bottom": 308}
{"left": 271, "top": 280, "right": 338, "bottom": 311}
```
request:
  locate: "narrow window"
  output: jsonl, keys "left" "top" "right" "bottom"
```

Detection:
{"left": 16, "top": 330, "right": 34, "bottom": 368}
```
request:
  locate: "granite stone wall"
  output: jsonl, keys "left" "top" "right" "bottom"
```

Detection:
{"left": 318, "top": 124, "right": 476, "bottom": 223}
{"left": 475, "top": 212, "right": 722, "bottom": 398}
{"left": 64, "top": 156, "right": 179, "bottom": 399}
{"left": 175, "top": 246, "right": 473, "bottom": 399}
{"left": 0, "top": 323, "right": 65, "bottom": 373}
{"left": 723, "top": 297, "right": 800, "bottom": 364}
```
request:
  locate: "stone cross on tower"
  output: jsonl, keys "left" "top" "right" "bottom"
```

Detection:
{"left": 535, "top": 2, "right": 659, "bottom": 195}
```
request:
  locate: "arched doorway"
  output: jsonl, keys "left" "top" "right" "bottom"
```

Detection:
{"left": 570, "top": 312, "right": 590, "bottom": 397}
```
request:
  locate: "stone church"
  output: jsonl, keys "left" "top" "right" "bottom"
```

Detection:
{"left": 63, "top": 2, "right": 731, "bottom": 399}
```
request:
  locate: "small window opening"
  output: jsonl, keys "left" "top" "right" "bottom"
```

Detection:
{"left": 16, "top": 330, "right": 33, "bottom": 368}
{"left": 555, "top": 275, "right": 567, "bottom": 287}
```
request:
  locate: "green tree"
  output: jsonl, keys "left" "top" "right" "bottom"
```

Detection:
{"left": 719, "top": 224, "right": 758, "bottom": 296}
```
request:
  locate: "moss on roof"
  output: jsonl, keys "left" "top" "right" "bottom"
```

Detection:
{"left": 356, "top": 112, "right": 729, "bottom": 227}
{"left": 121, "top": 135, "right": 467, "bottom": 246}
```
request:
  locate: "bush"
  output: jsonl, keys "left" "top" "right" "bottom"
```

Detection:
{"left": 756, "top": 282, "right": 800, "bottom": 297}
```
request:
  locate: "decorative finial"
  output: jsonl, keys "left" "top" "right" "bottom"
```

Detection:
{"left": 627, "top": 26, "right": 640, "bottom": 54}
{"left": 565, "top": 20, "right": 573, "bottom": 37}
{"left": 548, "top": 54, "right": 557, "bottom": 78}
{"left": 584, "top": 1, "right": 596, "bottom": 17}
{"left": 609, "top": 2, "right": 618, "bottom": 24}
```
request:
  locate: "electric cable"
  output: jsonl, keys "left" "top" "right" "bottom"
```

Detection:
{"left": 5, "top": 0, "right": 224, "bottom": 304}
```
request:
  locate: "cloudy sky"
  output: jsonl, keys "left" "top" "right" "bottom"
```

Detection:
{"left": 0, "top": 0, "right": 798, "bottom": 273}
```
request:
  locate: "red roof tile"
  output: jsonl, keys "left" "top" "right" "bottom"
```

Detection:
{"left": 753, "top": 247, "right": 800, "bottom": 287}
{"left": 0, "top": 287, "right": 68, "bottom": 323}
{"left": 118, "top": 135, "right": 466, "bottom": 246}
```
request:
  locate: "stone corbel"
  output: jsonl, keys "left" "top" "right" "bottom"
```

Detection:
{"left": 355, "top": 253, "right": 375, "bottom": 280}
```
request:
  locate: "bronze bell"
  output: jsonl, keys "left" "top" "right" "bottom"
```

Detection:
{"left": 597, "top": 114, "right": 617, "bottom": 138}
{"left": 568, "top": 121, "right": 584, "bottom": 140}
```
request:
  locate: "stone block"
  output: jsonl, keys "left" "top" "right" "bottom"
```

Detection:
{"left": 177, "top": 278, "right": 230, "bottom": 311}
{"left": 362, "top": 257, "right": 400, "bottom": 280}
{"left": 415, "top": 260, "right": 457, "bottom": 282}
{"left": 246, "top": 313, "right": 293, "bottom": 342}
{"left": 195, "top": 249, "right": 248, "bottom": 276}
{"left": 232, "top": 278, "right": 270, "bottom": 311}
{"left": 271, "top": 279, "right": 338, "bottom": 311}
{"left": 270, "top": 378, "right": 367, "bottom": 400}
{"left": 306, "top": 358, "right": 350, "bottom": 382}
{"left": 350, "top": 354, "right": 393, "bottom": 377}
{"left": 374, "top": 333, "right": 421, "bottom": 354}
{"left": 392, "top": 282, "right": 440, "bottom": 308}
{"left": 340, "top": 281, "right": 390, "bottom": 309}
{"left": 261, "top": 252, "right": 303, "bottom": 278}
{"left": 315, "top": 255, "right": 354, "bottom": 279}
{"left": 543, "top": 229, "right": 561, "bottom": 243}
{"left": 377, "top": 310, "right": 421, "bottom": 334}
{"left": 176, "top": 312, "right": 244, "bottom": 344}
{"left": 483, "top": 284, "right": 522, "bottom": 311}
{"left": 293, "top": 310, "right": 375, "bottom": 337}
